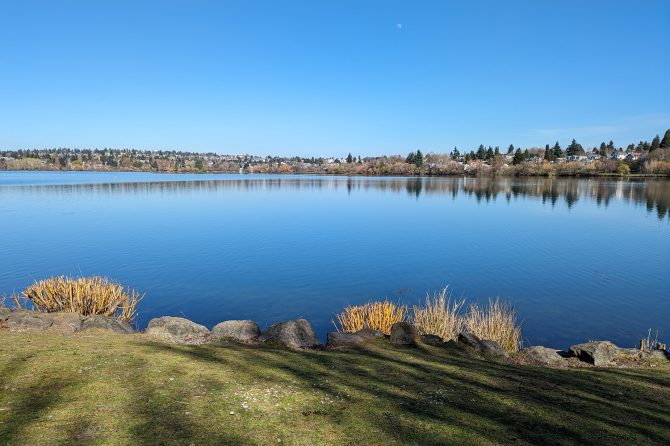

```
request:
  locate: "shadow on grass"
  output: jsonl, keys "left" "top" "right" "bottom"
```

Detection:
{"left": 138, "top": 339, "right": 670, "bottom": 445}
{"left": 2, "top": 334, "right": 670, "bottom": 445}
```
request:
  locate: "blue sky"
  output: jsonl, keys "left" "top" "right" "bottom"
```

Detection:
{"left": 1, "top": 0, "right": 668, "bottom": 156}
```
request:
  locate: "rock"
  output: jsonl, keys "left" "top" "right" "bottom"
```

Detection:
{"left": 211, "top": 320, "right": 260, "bottom": 343}
{"left": 420, "top": 334, "right": 444, "bottom": 346}
{"left": 457, "top": 332, "right": 483, "bottom": 350}
{"left": 569, "top": 340, "right": 623, "bottom": 366}
{"left": 47, "top": 312, "right": 84, "bottom": 332}
{"left": 1, "top": 310, "right": 58, "bottom": 331}
{"left": 390, "top": 322, "right": 419, "bottom": 346}
{"left": 81, "top": 315, "right": 135, "bottom": 333}
{"left": 521, "top": 346, "right": 566, "bottom": 366}
{"left": 259, "top": 319, "right": 321, "bottom": 349}
{"left": 326, "top": 328, "right": 382, "bottom": 349}
{"left": 145, "top": 316, "right": 210, "bottom": 344}
{"left": 480, "top": 339, "right": 509, "bottom": 358}
{"left": 454, "top": 332, "right": 508, "bottom": 358}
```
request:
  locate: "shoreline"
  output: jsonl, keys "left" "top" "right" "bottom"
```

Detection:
{"left": 2, "top": 307, "right": 668, "bottom": 369}
{"left": 1, "top": 167, "right": 669, "bottom": 178}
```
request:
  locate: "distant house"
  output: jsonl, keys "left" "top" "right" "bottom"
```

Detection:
{"left": 611, "top": 149, "right": 626, "bottom": 160}
{"left": 566, "top": 154, "right": 587, "bottom": 162}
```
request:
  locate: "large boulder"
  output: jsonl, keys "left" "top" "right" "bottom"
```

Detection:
{"left": 81, "top": 315, "right": 135, "bottom": 334}
{"left": 569, "top": 340, "right": 623, "bottom": 366}
{"left": 390, "top": 322, "right": 419, "bottom": 346}
{"left": 145, "top": 316, "right": 210, "bottom": 344}
{"left": 420, "top": 334, "right": 444, "bottom": 346}
{"left": 326, "top": 328, "right": 383, "bottom": 349}
{"left": 521, "top": 346, "right": 566, "bottom": 366}
{"left": 452, "top": 332, "right": 508, "bottom": 358}
{"left": 457, "top": 332, "right": 483, "bottom": 350}
{"left": 1, "top": 309, "right": 54, "bottom": 331}
{"left": 211, "top": 320, "right": 260, "bottom": 343}
{"left": 0, "top": 309, "right": 136, "bottom": 334}
{"left": 480, "top": 339, "right": 509, "bottom": 358}
{"left": 259, "top": 319, "right": 321, "bottom": 349}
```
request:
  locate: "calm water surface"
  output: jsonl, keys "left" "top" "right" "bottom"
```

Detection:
{"left": 1, "top": 171, "right": 669, "bottom": 348}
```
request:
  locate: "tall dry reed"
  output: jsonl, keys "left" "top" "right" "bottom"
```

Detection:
{"left": 463, "top": 298, "right": 521, "bottom": 352}
{"left": 411, "top": 287, "right": 464, "bottom": 341}
{"left": 333, "top": 300, "right": 407, "bottom": 335}
{"left": 21, "top": 276, "right": 142, "bottom": 322}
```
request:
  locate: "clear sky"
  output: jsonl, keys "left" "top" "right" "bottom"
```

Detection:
{"left": 1, "top": 0, "right": 668, "bottom": 156}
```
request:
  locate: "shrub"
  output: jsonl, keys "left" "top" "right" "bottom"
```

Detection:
{"left": 411, "top": 287, "right": 464, "bottom": 341}
{"left": 334, "top": 300, "right": 407, "bottom": 335}
{"left": 21, "top": 276, "right": 142, "bottom": 322}
{"left": 616, "top": 160, "right": 630, "bottom": 175}
{"left": 464, "top": 298, "right": 522, "bottom": 352}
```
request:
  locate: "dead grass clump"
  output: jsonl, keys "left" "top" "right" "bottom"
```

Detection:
{"left": 411, "top": 287, "right": 464, "bottom": 341}
{"left": 21, "top": 276, "right": 142, "bottom": 322}
{"left": 464, "top": 298, "right": 522, "bottom": 352}
{"left": 334, "top": 300, "right": 407, "bottom": 335}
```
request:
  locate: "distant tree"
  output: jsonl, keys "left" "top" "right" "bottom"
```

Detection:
{"left": 451, "top": 147, "right": 461, "bottom": 159}
{"left": 476, "top": 145, "right": 486, "bottom": 160}
{"left": 650, "top": 135, "right": 661, "bottom": 151}
{"left": 565, "top": 139, "right": 584, "bottom": 156}
{"left": 494, "top": 146, "right": 500, "bottom": 156}
{"left": 346, "top": 153, "right": 353, "bottom": 164}
{"left": 512, "top": 148, "right": 525, "bottom": 165}
{"left": 544, "top": 144, "right": 555, "bottom": 161}
{"left": 406, "top": 151, "right": 415, "bottom": 164}
{"left": 552, "top": 141, "right": 562, "bottom": 158}
{"left": 486, "top": 147, "right": 494, "bottom": 160}
{"left": 607, "top": 140, "right": 615, "bottom": 152}
{"left": 194, "top": 158, "right": 204, "bottom": 171}
{"left": 357, "top": 155, "right": 362, "bottom": 163}
{"left": 599, "top": 142, "right": 607, "bottom": 157}
{"left": 507, "top": 144, "right": 515, "bottom": 155}
{"left": 661, "top": 129, "right": 670, "bottom": 148}
{"left": 414, "top": 150, "right": 424, "bottom": 167}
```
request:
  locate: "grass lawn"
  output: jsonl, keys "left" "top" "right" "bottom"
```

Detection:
{"left": 1, "top": 331, "right": 669, "bottom": 446}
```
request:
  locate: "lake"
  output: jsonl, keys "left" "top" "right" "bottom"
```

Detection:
{"left": 1, "top": 171, "right": 668, "bottom": 349}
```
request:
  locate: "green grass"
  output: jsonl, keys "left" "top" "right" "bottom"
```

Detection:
{"left": 1, "top": 331, "right": 669, "bottom": 445}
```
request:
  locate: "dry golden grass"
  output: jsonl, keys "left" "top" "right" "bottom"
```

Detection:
{"left": 464, "top": 298, "right": 522, "bottom": 352}
{"left": 412, "top": 287, "right": 465, "bottom": 341}
{"left": 21, "top": 276, "right": 142, "bottom": 322}
{"left": 334, "top": 300, "right": 407, "bottom": 335}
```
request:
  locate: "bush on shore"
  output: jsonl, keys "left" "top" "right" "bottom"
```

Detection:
{"left": 411, "top": 287, "right": 465, "bottom": 342}
{"left": 464, "top": 298, "right": 522, "bottom": 352}
{"left": 20, "top": 276, "right": 142, "bottom": 322}
{"left": 337, "top": 291, "right": 522, "bottom": 352}
{"left": 333, "top": 300, "right": 407, "bottom": 335}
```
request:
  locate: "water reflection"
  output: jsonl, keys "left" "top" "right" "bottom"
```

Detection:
{"left": 2, "top": 176, "right": 669, "bottom": 220}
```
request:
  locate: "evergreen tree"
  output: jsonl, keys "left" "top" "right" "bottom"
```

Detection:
{"left": 512, "top": 148, "right": 525, "bottom": 165}
{"left": 661, "top": 129, "right": 670, "bottom": 148}
{"left": 565, "top": 139, "right": 584, "bottom": 156}
{"left": 494, "top": 146, "right": 500, "bottom": 156}
{"left": 346, "top": 153, "right": 353, "bottom": 164}
{"left": 650, "top": 135, "right": 661, "bottom": 151}
{"left": 552, "top": 141, "right": 562, "bottom": 158}
{"left": 406, "top": 151, "right": 415, "bottom": 164}
{"left": 414, "top": 150, "right": 424, "bottom": 167}
{"left": 599, "top": 142, "right": 607, "bottom": 157}
{"left": 451, "top": 147, "right": 460, "bottom": 159}
{"left": 507, "top": 144, "right": 515, "bottom": 155}
{"left": 544, "top": 144, "right": 555, "bottom": 161}
{"left": 476, "top": 145, "right": 486, "bottom": 160}
{"left": 486, "top": 147, "right": 494, "bottom": 160}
